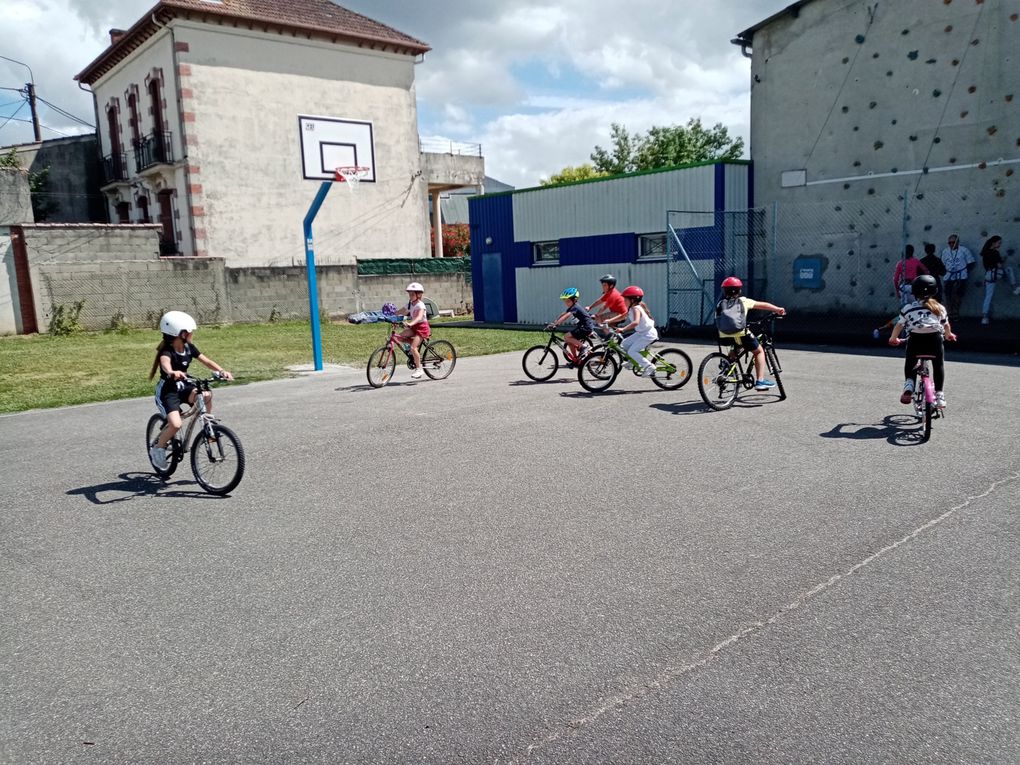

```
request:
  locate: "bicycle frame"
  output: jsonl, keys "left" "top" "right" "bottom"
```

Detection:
{"left": 911, "top": 354, "right": 942, "bottom": 441}
{"left": 600, "top": 332, "right": 665, "bottom": 374}
{"left": 718, "top": 319, "right": 779, "bottom": 384}
{"left": 162, "top": 380, "right": 217, "bottom": 456}
{"left": 380, "top": 321, "right": 430, "bottom": 368}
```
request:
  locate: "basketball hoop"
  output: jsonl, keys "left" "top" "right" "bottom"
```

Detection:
{"left": 335, "top": 166, "right": 370, "bottom": 192}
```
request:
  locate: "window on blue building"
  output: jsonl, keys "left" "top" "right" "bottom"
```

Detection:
{"left": 638, "top": 233, "right": 666, "bottom": 260}
{"left": 533, "top": 241, "right": 560, "bottom": 263}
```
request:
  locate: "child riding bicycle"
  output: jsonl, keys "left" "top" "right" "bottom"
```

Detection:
{"left": 888, "top": 274, "right": 957, "bottom": 410}
{"left": 611, "top": 285, "right": 658, "bottom": 377}
{"left": 394, "top": 282, "right": 431, "bottom": 379}
{"left": 148, "top": 311, "right": 233, "bottom": 471}
{"left": 547, "top": 288, "right": 596, "bottom": 366}
{"left": 586, "top": 274, "right": 627, "bottom": 327}
{"left": 715, "top": 277, "right": 786, "bottom": 391}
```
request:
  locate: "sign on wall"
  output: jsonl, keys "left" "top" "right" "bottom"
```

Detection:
{"left": 298, "top": 115, "right": 376, "bottom": 182}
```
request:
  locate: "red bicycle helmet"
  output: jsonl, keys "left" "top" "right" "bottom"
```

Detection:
{"left": 721, "top": 276, "right": 743, "bottom": 290}
{"left": 621, "top": 285, "right": 644, "bottom": 298}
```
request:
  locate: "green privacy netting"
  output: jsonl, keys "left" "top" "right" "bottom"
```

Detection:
{"left": 357, "top": 257, "right": 471, "bottom": 276}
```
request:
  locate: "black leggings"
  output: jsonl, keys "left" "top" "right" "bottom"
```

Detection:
{"left": 905, "top": 332, "right": 945, "bottom": 390}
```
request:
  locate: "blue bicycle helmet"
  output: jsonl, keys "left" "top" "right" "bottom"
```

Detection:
{"left": 559, "top": 287, "right": 580, "bottom": 300}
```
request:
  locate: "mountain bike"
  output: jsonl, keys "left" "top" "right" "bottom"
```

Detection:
{"left": 577, "top": 329, "right": 693, "bottom": 393}
{"left": 145, "top": 373, "right": 245, "bottom": 495}
{"left": 366, "top": 318, "right": 457, "bottom": 388}
{"left": 521, "top": 330, "right": 598, "bottom": 381}
{"left": 697, "top": 316, "right": 786, "bottom": 410}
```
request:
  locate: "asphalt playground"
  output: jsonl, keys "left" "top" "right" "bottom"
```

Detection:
{"left": 2, "top": 339, "right": 1018, "bottom": 764}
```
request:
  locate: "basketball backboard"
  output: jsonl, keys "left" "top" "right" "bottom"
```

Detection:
{"left": 298, "top": 115, "right": 376, "bottom": 182}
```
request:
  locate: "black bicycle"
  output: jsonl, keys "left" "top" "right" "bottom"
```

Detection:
{"left": 697, "top": 316, "right": 786, "bottom": 410}
{"left": 146, "top": 374, "right": 246, "bottom": 495}
{"left": 521, "top": 329, "right": 598, "bottom": 381}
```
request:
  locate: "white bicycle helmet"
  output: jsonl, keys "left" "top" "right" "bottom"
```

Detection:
{"left": 406, "top": 282, "right": 424, "bottom": 292}
{"left": 160, "top": 310, "right": 197, "bottom": 337}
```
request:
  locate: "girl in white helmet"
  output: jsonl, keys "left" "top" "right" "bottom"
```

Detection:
{"left": 148, "top": 311, "right": 233, "bottom": 471}
{"left": 394, "top": 282, "right": 431, "bottom": 379}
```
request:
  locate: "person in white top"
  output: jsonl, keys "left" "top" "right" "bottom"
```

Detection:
{"left": 939, "top": 233, "right": 975, "bottom": 318}
{"left": 888, "top": 275, "right": 957, "bottom": 410}
{"left": 394, "top": 282, "right": 431, "bottom": 379}
{"left": 612, "top": 285, "right": 658, "bottom": 377}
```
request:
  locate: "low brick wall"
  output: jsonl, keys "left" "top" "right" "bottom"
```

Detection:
{"left": 13, "top": 223, "right": 472, "bottom": 332}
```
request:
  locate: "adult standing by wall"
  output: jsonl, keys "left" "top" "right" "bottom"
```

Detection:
{"left": 940, "top": 233, "right": 975, "bottom": 319}
{"left": 892, "top": 244, "right": 928, "bottom": 306}
{"left": 920, "top": 242, "right": 946, "bottom": 302}
{"left": 979, "top": 235, "right": 1020, "bottom": 325}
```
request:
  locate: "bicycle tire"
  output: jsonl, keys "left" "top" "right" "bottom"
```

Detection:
{"left": 578, "top": 352, "right": 619, "bottom": 393}
{"left": 146, "top": 413, "right": 181, "bottom": 478}
{"left": 422, "top": 340, "right": 457, "bottom": 380}
{"left": 923, "top": 400, "right": 933, "bottom": 441}
{"left": 650, "top": 348, "right": 693, "bottom": 390}
{"left": 191, "top": 423, "right": 245, "bottom": 495}
{"left": 698, "top": 352, "right": 740, "bottom": 410}
{"left": 522, "top": 345, "right": 559, "bottom": 381}
{"left": 367, "top": 346, "right": 396, "bottom": 388}
{"left": 765, "top": 346, "right": 786, "bottom": 400}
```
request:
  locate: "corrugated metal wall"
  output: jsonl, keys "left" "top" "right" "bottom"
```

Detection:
{"left": 513, "top": 165, "right": 717, "bottom": 241}
{"left": 724, "top": 163, "right": 751, "bottom": 211}
{"left": 515, "top": 262, "right": 669, "bottom": 325}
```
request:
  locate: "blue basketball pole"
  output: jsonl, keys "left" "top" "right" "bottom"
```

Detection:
{"left": 303, "top": 180, "right": 333, "bottom": 371}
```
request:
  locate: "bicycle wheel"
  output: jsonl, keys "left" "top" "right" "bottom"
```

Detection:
{"left": 578, "top": 352, "right": 619, "bottom": 393}
{"left": 698, "top": 352, "right": 740, "bottom": 410}
{"left": 191, "top": 423, "right": 245, "bottom": 495}
{"left": 522, "top": 345, "right": 560, "bottom": 381}
{"left": 146, "top": 413, "right": 181, "bottom": 478}
{"left": 765, "top": 346, "right": 786, "bottom": 400}
{"left": 650, "top": 348, "right": 693, "bottom": 390}
{"left": 367, "top": 346, "right": 396, "bottom": 387}
{"left": 422, "top": 340, "right": 457, "bottom": 380}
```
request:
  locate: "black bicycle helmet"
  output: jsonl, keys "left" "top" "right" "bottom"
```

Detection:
{"left": 911, "top": 274, "right": 938, "bottom": 299}
{"left": 599, "top": 274, "right": 617, "bottom": 286}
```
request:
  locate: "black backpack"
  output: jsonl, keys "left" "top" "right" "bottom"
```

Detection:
{"left": 716, "top": 298, "right": 747, "bottom": 333}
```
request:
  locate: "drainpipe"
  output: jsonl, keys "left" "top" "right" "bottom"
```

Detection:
{"left": 78, "top": 79, "right": 109, "bottom": 222}
{"left": 730, "top": 37, "right": 752, "bottom": 58}
{"left": 165, "top": 19, "right": 198, "bottom": 258}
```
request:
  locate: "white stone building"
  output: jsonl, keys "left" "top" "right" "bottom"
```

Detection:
{"left": 75, "top": 0, "right": 483, "bottom": 267}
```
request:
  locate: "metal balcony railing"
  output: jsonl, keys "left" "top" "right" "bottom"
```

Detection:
{"left": 158, "top": 236, "right": 180, "bottom": 256}
{"left": 101, "top": 153, "right": 129, "bottom": 185}
{"left": 419, "top": 138, "right": 482, "bottom": 157}
{"left": 134, "top": 131, "right": 174, "bottom": 172}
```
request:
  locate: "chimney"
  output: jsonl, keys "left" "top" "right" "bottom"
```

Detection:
{"left": 109, "top": 29, "right": 127, "bottom": 45}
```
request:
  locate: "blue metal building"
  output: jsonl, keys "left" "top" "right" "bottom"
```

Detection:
{"left": 469, "top": 160, "right": 755, "bottom": 326}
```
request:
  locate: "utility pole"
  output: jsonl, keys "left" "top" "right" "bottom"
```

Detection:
{"left": 25, "top": 82, "right": 41, "bottom": 142}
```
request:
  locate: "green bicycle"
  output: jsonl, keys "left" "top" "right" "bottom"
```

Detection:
{"left": 697, "top": 316, "right": 786, "bottom": 410}
{"left": 577, "top": 329, "right": 693, "bottom": 393}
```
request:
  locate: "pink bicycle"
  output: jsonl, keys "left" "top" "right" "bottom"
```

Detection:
{"left": 366, "top": 318, "right": 457, "bottom": 388}
{"left": 910, "top": 354, "right": 943, "bottom": 442}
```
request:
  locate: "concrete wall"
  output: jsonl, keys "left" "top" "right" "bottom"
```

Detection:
{"left": 175, "top": 21, "right": 430, "bottom": 267}
{"left": 9, "top": 136, "right": 106, "bottom": 223}
{"left": 6, "top": 223, "right": 469, "bottom": 334}
{"left": 747, "top": 0, "right": 1020, "bottom": 316}
{"left": 0, "top": 168, "right": 33, "bottom": 225}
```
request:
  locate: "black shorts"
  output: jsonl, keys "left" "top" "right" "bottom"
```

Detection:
{"left": 155, "top": 380, "right": 197, "bottom": 416}
{"left": 721, "top": 333, "right": 760, "bottom": 352}
{"left": 569, "top": 327, "right": 594, "bottom": 341}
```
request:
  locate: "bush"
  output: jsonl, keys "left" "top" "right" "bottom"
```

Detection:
{"left": 49, "top": 301, "right": 86, "bottom": 336}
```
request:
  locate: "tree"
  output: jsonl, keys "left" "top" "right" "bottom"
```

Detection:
{"left": 431, "top": 222, "right": 470, "bottom": 257}
{"left": 540, "top": 163, "right": 608, "bottom": 186}
{"left": 590, "top": 119, "right": 744, "bottom": 175}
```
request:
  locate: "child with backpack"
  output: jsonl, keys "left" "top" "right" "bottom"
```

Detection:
{"left": 715, "top": 276, "right": 786, "bottom": 391}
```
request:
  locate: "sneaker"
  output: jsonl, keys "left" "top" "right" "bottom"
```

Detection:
{"left": 981, "top": 316, "right": 990, "bottom": 325}
{"left": 754, "top": 379, "right": 776, "bottom": 391}
{"left": 900, "top": 379, "right": 914, "bottom": 404}
{"left": 935, "top": 391, "right": 946, "bottom": 409}
{"left": 149, "top": 446, "right": 169, "bottom": 471}
{"left": 1013, "top": 286, "right": 1020, "bottom": 296}
{"left": 641, "top": 367, "right": 656, "bottom": 377}
{"left": 410, "top": 369, "right": 424, "bottom": 379}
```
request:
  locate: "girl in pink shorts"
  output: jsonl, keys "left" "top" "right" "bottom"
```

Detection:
{"left": 395, "top": 282, "right": 431, "bottom": 378}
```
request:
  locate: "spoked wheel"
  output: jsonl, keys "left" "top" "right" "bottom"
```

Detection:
{"left": 422, "top": 340, "right": 457, "bottom": 380}
{"left": 522, "top": 345, "right": 559, "bottom": 381}
{"left": 698, "top": 352, "right": 741, "bottom": 410}
{"left": 191, "top": 424, "right": 245, "bottom": 495}
{"left": 367, "top": 346, "right": 396, "bottom": 388}
{"left": 578, "top": 352, "right": 619, "bottom": 393}
{"left": 146, "top": 413, "right": 181, "bottom": 478}
{"left": 922, "top": 399, "right": 933, "bottom": 441}
{"left": 650, "top": 348, "right": 693, "bottom": 390}
{"left": 765, "top": 346, "right": 786, "bottom": 400}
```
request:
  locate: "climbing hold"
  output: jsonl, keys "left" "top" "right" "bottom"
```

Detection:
{"left": 961, "top": 110, "right": 969, "bottom": 118}
{"left": 987, "top": 126, "right": 998, "bottom": 136}
{"left": 869, "top": 101, "right": 877, "bottom": 109}
{"left": 907, "top": 50, "right": 919, "bottom": 60}
{"left": 855, "top": 34, "right": 866, "bottom": 44}
{"left": 968, "top": 85, "right": 977, "bottom": 93}
{"left": 873, "top": 140, "right": 884, "bottom": 149}
{"left": 933, "top": 89, "right": 942, "bottom": 97}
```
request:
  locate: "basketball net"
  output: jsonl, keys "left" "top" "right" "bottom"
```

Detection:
{"left": 335, "top": 166, "right": 369, "bottom": 193}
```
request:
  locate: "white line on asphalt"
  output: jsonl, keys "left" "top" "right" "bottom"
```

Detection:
{"left": 507, "top": 470, "right": 1020, "bottom": 764}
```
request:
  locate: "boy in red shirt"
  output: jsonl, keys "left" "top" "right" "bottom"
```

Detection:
{"left": 587, "top": 274, "right": 627, "bottom": 328}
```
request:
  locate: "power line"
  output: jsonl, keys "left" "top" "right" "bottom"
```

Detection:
{"left": 0, "top": 115, "right": 75, "bottom": 137}
{"left": 36, "top": 95, "right": 94, "bottom": 128}
{"left": 0, "top": 101, "right": 27, "bottom": 131}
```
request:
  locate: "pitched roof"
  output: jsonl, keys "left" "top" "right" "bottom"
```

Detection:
{"left": 76, "top": 0, "right": 429, "bottom": 84}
